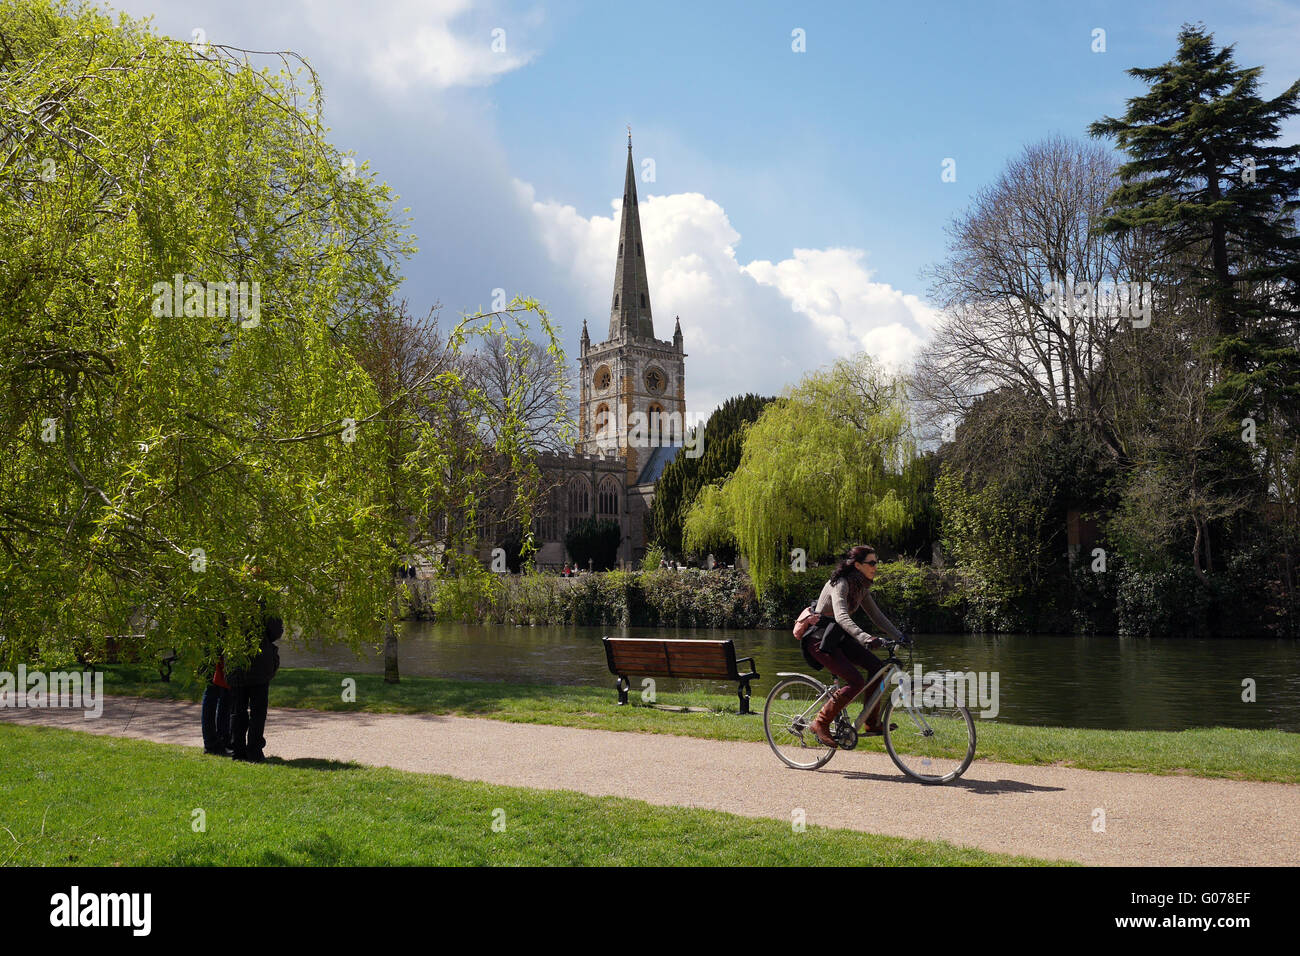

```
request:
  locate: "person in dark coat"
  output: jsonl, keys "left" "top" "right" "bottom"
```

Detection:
{"left": 200, "top": 652, "right": 232, "bottom": 755}
{"left": 228, "top": 604, "right": 283, "bottom": 762}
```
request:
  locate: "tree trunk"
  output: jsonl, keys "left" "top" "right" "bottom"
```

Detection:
{"left": 1191, "top": 516, "right": 1212, "bottom": 588}
{"left": 382, "top": 587, "right": 400, "bottom": 684}
{"left": 1203, "top": 518, "right": 1214, "bottom": 574}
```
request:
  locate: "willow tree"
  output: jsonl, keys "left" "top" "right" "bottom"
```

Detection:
{"left": 686, "top": 355, "right": 920, "bottom": 595}
{"left": 0, "top": 2, "right": 556, "bottom": 671}
{"left": 350, "top": 299, "right": 564, "bottom": 683}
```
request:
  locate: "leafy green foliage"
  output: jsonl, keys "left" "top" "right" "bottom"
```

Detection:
{"left": 1087, "top": 22, "right": 1300, "bottom": 605}
{"left": 0, "top": 2, "right": 560, "bottom": 668}
{"left": 646, "top": 393, "right": 772, "bottom": 557}
{"left": 689, "top": 356, "right": 919, "bottom": 596}
{"left": 680, "top": 484, "right": 734, "bottom": 558}
{"left": 640, "top": 543, "right": 667, "bottom": 571}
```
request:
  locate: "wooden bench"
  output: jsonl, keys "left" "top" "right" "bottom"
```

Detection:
{"left": 602, "top": 637, "right": 759, "bottom": 714}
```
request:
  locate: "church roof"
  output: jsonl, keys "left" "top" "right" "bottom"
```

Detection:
{"left": 636, "top": 444, "right": 683, "bottom": 485}
{"left": 609, "top": 131, "right": 654, "bottom": 341}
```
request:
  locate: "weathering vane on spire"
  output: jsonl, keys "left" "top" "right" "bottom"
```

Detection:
{"left": 627, "top": 124, "right": 632, "bottom": 149}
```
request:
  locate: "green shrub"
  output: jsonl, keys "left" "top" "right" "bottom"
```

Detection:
{"left": 1114, "top": 560, "right": 1215, "bottom": 637}
{"left": 871, "top": 560, "right": 966, "bottom": 633}
{"left": 641, "top": 544, "right": 668, "bottom": 572}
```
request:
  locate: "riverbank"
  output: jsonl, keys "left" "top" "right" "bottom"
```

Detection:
{"left": 421, "top": 561, "right": 1292, "bottom": 638}
{"left": 98, "top": 665, "right": 1300, "bottom": 783}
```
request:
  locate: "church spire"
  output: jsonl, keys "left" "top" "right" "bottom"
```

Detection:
{"left": 609, "top": 128, "right": 654, "bottom": 340}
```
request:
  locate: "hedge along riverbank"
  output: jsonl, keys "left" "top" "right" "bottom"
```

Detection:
{"left": 420, "top": 555, "right": 1288, "bottom": 637}
{"left": 431, "top": 563, "right": 970, "bottom": 632}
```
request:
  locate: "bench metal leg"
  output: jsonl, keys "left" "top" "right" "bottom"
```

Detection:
{"left": 737, "top": 680, "right": 752, "bottom": 715}
{"left": 616, "top": 675, "right": 629, "bottom": 706}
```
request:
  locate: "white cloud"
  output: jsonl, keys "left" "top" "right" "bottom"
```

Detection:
{"left": 516, "top": 181, "right": 938, "bottom": 416}
{"left": 354, "top": 0, "right": 539, "bottom": 92}
{"left": 119, "top": 0, "right": 540, "bottom": 93}
{"left": 744, "top": 248, "right": 939, "bottom": 371}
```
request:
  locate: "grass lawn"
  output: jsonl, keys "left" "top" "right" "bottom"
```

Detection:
{"left": 99, "top": 665, "right": 1300, "bottom": 784}
{"left": 0, "top": 724, "right": 1059, "bottom": 866}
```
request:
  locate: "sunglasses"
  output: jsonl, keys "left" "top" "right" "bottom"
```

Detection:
{"left": 859, "top": 559, "right": 878, "bottom": 566}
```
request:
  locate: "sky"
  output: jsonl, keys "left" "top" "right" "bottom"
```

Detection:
{"left": 111, "top": 0, "right": 1300, "bottom": 420}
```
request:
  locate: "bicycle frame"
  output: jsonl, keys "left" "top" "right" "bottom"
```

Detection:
{"left": 842, "top": 660, "right": 901, "bottom": 733}
{"left": 791, "top": 655, "right": 933, "bottom": 738}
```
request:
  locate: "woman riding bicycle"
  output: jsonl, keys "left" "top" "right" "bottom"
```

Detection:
{"left": 805, "top": 544, "right": 906, "bottom": 747}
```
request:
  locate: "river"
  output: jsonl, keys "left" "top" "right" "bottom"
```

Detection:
{"left": 279, "top": 623, "right": 1300, "bottom": 732}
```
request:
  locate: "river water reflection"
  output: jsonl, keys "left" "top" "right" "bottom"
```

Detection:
{"left": 281, "top": 622, "right": 1300, "bottom": 732}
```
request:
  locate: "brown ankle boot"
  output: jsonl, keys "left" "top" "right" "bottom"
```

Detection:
{"left": 809, "top": 685, "right": 858, "bottom": 747}
{"left": 808, "top": 703, "right": 837, "bottom": 747}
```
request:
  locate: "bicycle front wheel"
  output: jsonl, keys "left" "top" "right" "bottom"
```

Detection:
{"left": 882, "top": 690, "right": 976, "bottom": 784}
{"left": 764, "top": 675, "right": 836, "bottom": 770}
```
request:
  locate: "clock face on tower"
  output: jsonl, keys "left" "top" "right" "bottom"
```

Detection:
{"left": 644, "top": 367, "right": 665, "bottom": 393}
{"left": 595, "top": 366, "right": 611, "bottom": 390}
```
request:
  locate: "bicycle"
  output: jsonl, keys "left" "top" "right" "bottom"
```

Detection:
{"left": 762, "top": 637, "right": 976, "bottom": 784}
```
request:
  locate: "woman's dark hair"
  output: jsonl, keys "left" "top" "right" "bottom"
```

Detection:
{"left": 829, "top": 545, "right": 877, "bottom": 585}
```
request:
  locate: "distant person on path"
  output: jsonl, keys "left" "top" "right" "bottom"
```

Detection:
{"left": 805, "top": 545, "right": 905, "bottom": 747}
{"left": 227, "top": 602, "right": 283, "bottom": 762}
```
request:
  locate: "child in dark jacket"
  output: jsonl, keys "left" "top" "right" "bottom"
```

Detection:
{"left": 228, "top": 606, "right": 283, "bottom": 763}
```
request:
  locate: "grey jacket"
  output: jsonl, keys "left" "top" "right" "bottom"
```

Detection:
{"left": 813, "top": 571, "right": 904, "bottom": 649}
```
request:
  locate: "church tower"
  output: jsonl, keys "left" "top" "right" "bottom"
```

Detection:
{"left": 578, "top": 131, "right": 687, "bottom": 482}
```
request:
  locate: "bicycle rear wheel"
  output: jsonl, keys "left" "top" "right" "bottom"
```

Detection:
{"left": 882, "top": 690, "right": 976, "bottom": 784}
{"left": 764, "top": 676, "right": 836, "bottom": 770}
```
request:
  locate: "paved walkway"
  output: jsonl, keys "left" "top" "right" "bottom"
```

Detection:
{"left": 4, "top": 696, "right": 1298, "bottom": 865}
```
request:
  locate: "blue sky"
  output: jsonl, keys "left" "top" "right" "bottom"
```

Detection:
{"left": 116, "top": 0, "right": 1300, "bottom": 418}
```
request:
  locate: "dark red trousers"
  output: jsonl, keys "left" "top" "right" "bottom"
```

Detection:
{"left": 809, "top": 625, "right": 885, "bottom": 717}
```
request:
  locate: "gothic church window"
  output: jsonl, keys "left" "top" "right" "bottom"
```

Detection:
{"left": 568, "top": 476, "right": 591, "bottom": 518}
{"left": 598, "top": 476, "right": 619, "bottom": 516}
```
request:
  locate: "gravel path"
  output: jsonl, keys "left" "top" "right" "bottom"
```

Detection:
{"left": 4, "top": 695, "right": 1298, "bottom": 866}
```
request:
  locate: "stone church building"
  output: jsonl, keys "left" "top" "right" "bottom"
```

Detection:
{"left": 509, "top": 136, "right": 689, "bottom": 568}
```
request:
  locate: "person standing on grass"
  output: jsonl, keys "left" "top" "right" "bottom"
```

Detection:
{"left": 805, "top": 545, "right": 906, "bottom": 747}
{"left": 200, "top": 648, "right": 232, "bottom": 755}
{"left": 227, "top": 601, "right": 283, "bottom": 763}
